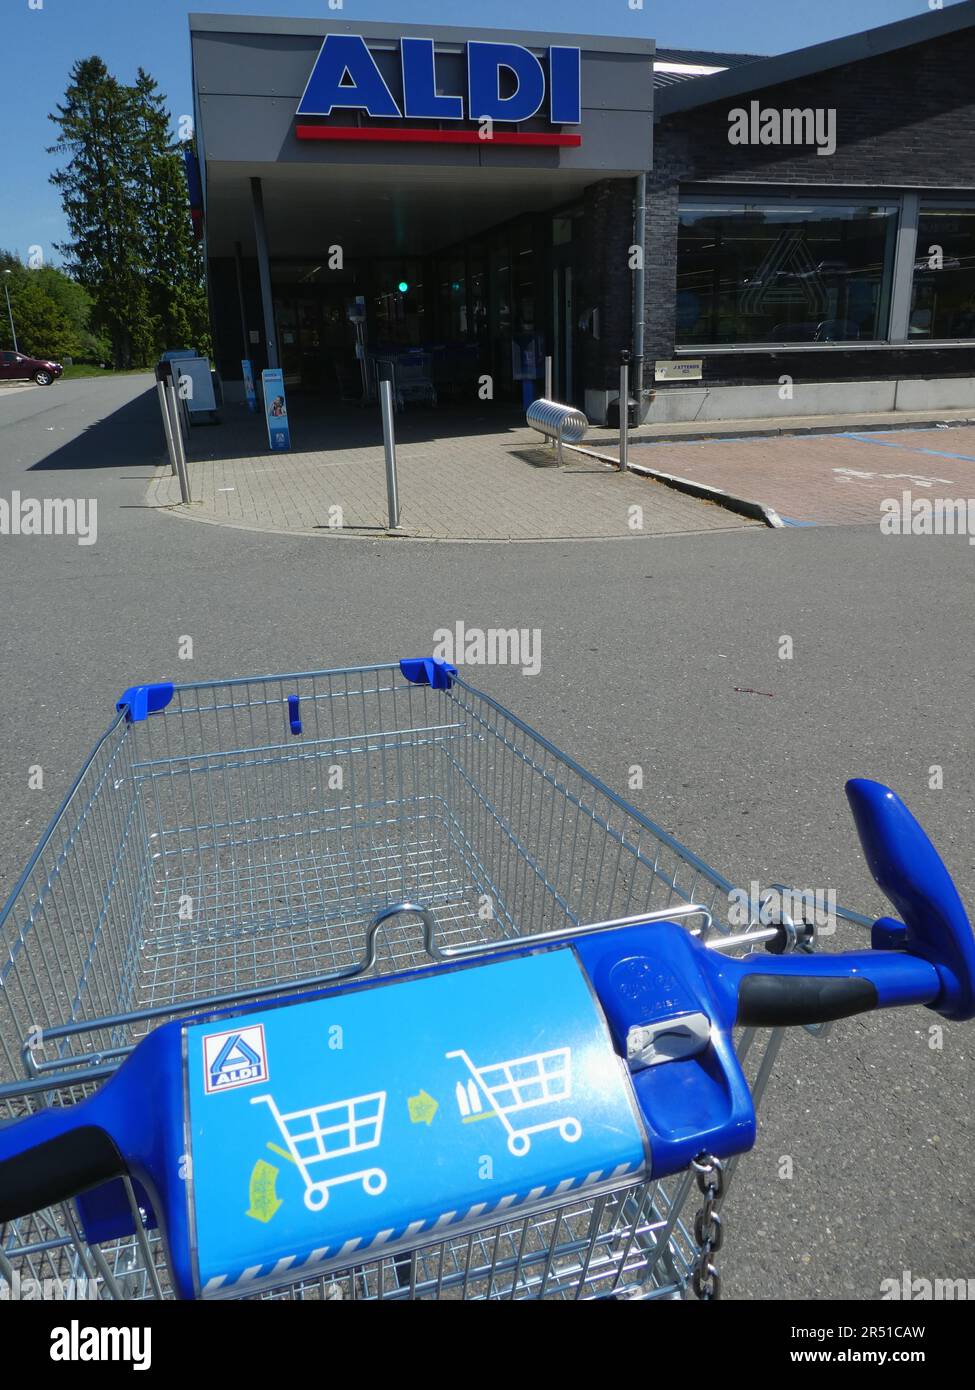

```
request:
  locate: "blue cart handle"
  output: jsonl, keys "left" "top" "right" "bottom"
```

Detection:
{"left": 716, "top": 779, "right": 975, "bottom": 1027}
{"left": 0, "top": 1095, "right": 124, "bottom": 1222}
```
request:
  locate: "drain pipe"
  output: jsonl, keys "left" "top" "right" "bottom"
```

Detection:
{"left": 632, "top": 172, "right": 647, "bottom": 423}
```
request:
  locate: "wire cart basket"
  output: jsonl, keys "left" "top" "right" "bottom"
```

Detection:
{"left": 0, "top": 659, "right": 854, "bottom": 1302}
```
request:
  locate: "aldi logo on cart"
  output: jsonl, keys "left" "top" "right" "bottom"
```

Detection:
{"left": 204, "top": 1025, "right": 268, "bottom": 1094}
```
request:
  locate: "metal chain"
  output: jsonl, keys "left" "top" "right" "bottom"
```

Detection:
{"left": 690, "top": 1153, "right": 724, "bottom": 1300}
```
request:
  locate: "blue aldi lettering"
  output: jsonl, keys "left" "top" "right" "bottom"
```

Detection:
{"left": 297, "top": 34, "right": 581, "bottom": 126}
{"left": 401, "top": 38, "right": 464, "bottom": 120}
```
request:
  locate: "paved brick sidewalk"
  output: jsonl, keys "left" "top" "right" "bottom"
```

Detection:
{"left": 603, "top": 425, "right": 975, "bottom": 526}
{"left": 147, "top": 403, "right": 752, "bottom": 541}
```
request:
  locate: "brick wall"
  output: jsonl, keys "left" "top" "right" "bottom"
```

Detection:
{"left": 646, "top": 26, "right": 975, "bottom": 385}
{"left": 577, "top": 179, "right": 638, "bottom": 390}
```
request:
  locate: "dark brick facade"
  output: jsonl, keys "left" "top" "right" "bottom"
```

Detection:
{"left": 646, "top": 26, "right": 975, "bottom": 387}
{"left": 577, "top": 179, "right": 638, "bottom": 392}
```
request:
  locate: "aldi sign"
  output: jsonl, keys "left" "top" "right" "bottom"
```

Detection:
{"left": 296, "top": 35, "right": 582, "bottom": 146}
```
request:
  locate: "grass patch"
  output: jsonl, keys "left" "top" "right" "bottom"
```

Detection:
{"left": 61, "top": 364, "right": 154, "bottom": 380}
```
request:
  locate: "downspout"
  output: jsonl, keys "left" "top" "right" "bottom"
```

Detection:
{"left": 632, "top": 171, "right": 647, "bottom": 422}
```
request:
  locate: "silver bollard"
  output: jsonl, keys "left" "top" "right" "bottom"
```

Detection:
{"left": 379, "top": 377, "right": 401, "bottom": 530}
{"left": 165, "top": 376, "right": 191, "bottom": 504}
{"left": 619, "top": 357, "right": 630, "bottom": 474}
{"left": 156, "top": 380, "right": 178, "bottom": 476}
{"left": 544, "top": 354, "right": 553, "bottom": 403}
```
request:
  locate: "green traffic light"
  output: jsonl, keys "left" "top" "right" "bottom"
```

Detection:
{"left": 398, "top": 281, "right": 409, "bottom": 293}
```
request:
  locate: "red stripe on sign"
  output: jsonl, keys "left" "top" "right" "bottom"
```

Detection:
{"left": 295, "top": 125, "right": 583, "bottom": 147}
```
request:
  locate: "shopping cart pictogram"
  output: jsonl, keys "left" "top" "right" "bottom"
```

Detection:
{"left": 447, "top": 1047, "right": 582, "bottom": 1156}
{"left": 251, "top": 1090, "right": 387, "bottom": 1211}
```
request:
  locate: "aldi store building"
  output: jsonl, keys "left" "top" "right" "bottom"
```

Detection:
{"left": 190, "top": 6, "right": 975, "bottom": 424}
{"left": 191, "top": 14, "right": 653, "bottom": 421}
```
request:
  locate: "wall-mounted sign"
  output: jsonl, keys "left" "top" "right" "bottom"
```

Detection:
{"left": 262, "top": 368, "right": 291, "bottom": 451}
{"left": 296, "top": 35, "right": 582, "bottom": 147}
{"left": 655, "top": 359, "right": 704, "bottom": 382}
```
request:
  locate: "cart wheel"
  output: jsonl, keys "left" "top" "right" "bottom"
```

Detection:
{"left": 508, "top": 1133, "right": 530, "bottom": 1156}
{"left": 304, "top": 1184, "right": 330, "bottom": 1211}
{"left": 362, "top": 1169, "right": 387, "bottom": 1196}
{"left": 560, "top": 1119, "right": 582, "bottom": 1143}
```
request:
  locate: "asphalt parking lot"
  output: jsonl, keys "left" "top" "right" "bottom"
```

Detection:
{"left": 1, "top": 374, "right": 972, "bottom": 1299}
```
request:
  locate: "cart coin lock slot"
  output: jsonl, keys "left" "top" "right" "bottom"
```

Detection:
{"left": 626, "top": 1012, "right": 711, "bottom": 1070}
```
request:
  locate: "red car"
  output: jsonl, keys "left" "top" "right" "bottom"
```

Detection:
{"left": 0, "top": 350, "right": 63, "bottom": 386}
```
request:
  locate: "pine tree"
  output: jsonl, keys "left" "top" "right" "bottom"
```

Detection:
{"left": 48, "top": 57, "right": 154, "bottom": 368}
{"left": 130, "top": 69, "right": 210, "bottom": 356}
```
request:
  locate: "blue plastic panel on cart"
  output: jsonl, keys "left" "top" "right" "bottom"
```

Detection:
{"left": 185, "top": 950, "right": 647, "bottom": 1297}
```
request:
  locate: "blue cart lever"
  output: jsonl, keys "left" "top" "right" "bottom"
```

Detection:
{"left": 846, "top": 778, "right": 975, "bottom": 1021}
{"left": 700, "top": 779, "right": 975, "bottom": 1028}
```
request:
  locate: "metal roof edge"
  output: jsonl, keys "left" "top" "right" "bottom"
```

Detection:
{"left": 655, "top": 0, "right": 975, "bottom": 117}
{"left": 188, "top": 13, "right": 655, "bottom": 55}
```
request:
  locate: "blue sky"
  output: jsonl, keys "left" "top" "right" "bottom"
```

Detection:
{"left": 0, "top": 0, "right": 965, "bottom": 264}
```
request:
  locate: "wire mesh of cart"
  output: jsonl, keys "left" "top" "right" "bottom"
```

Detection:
{"left": 0, "top": 658, "right": 856, "bottom": 1302}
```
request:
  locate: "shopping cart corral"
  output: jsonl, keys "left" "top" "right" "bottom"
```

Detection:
{"left": 0, "top": 658, "right": 972, "bottom": 1302}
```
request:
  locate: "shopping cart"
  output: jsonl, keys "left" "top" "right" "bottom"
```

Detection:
{"left": 0, "top": 657, "right": 972, "bottom": 1302}
{"left": 250, "top": 1092, "right": 387, "bottom": 1211}
{"left": 446, "top": 1047, "right": 581, "bottom": 1155}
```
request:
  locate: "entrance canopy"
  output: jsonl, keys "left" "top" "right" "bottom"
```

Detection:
{"left": 191, "top": 15, "right": 654, "bottom": 235}
{"left": 204, "top": 161, "right": 601, "bottom": 260}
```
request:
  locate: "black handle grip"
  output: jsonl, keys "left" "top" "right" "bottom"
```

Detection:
{"left": 0, "top": 1125, "right": 124, "bottom": 1223}
{"left": 736, "top": 975, "right": 879, "bottom": 1028}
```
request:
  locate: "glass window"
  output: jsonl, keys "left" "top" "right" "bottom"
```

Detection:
{"left": 513, "top": 223, "right": 535, "bottom": 337}
{"left": 676, "top": 200, "right": 899, "bottom": 346}
{"left": 373, "top": 260, "right": 424, "bottom": 347}
{"left": 910, "top": 206, "right": 975, "bottom": 340}
{"left": 552, "top": 215, "right": 573, "bottom": 246}
{"left": 437, "top": 257, "right": 468, "bottom": 339}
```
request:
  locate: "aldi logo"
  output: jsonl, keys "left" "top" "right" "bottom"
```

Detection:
{"left": 296, "top": 35, "right": 582, "bottom": 148}
{"left": 203, "top": 1025, "right": 268, "bottom": 1094}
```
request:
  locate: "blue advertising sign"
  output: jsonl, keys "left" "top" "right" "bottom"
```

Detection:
{"left": 297, "top": 34, "right": 581, "bottom": 126}
{"left": 261, "top": 368, "right": 291, "bottom": 450}
{"left": 241, "top": 359, "right": 257, "bottom": 413}
{"left": 185, "top": 949, "right": 647, "bottom": 1297}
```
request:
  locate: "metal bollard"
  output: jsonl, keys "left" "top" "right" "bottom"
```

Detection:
{"left": 165, "top": 376, "right": 191, "bottom": 504}
{"left": 156, "top": 380, "right": 178, "bottom": 477}
{"left": 379, "top": 377, "right": 401, "bottom": 530}
{"left": 544, "top": 354, "right": 553, "bottom": 403}
{"left": 619, "top": 352, "right": 630, "bottom": 474}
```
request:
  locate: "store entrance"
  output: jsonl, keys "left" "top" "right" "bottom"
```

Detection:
{"left": 267, "top": 207, "right": 582, "bottom": 407}
{"left": 273, "top": 283, "right": 358, "bottom": 394}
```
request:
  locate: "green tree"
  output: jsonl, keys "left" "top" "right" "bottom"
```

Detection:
{"left": 48, "top": 57, "right": 155, "bottom": 368}
{"left": 0, "top": 257, "right": 78, "bottom": 361}
{"left": 34, "top": 264, "right": 93, "bottom": 338}
{"left": 130, "top": 70, "right": 210, "bottom": 356}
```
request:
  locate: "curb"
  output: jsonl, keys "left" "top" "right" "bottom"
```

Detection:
{"left": 570, "top": 446, "right": 784, "bottom": 529}
{"left": 594, "top": 413, "right": 975, "bottom": 448}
